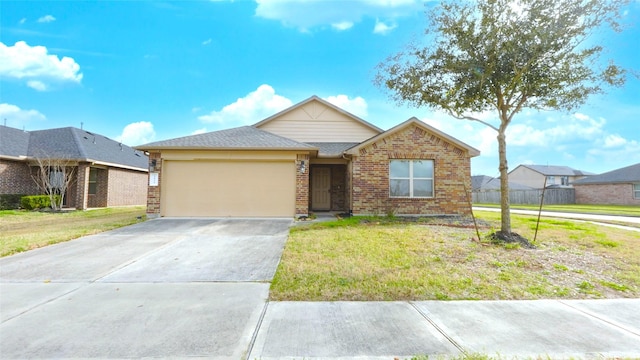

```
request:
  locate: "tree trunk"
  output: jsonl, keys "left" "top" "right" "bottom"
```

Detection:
{"left": 497, "top": 128, "right": 511, "bottom": 234}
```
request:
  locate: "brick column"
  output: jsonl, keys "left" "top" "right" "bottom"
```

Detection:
{"left": 75, "top": 163, "right": 89, "bottom": 210}
{"left": 295, "top": 154, "right": 310, "bottom": 217}
{"left": 146, "top": 152, "right": 162, "bottom": 218}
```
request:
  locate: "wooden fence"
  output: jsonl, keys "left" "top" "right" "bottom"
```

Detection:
{"left": 472, "top": 188, "right": 575, "bottom": 205}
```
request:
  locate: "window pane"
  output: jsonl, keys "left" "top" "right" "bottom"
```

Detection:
{"left": 390, "top": 179, "right": 410, "bottom": 197}
{"left": 89, "top": 182, "right": 97, "bottom": 195}
{"left": 89, "top": 168, "right": 97, "bottom": 182}
{"left": 413, "top": 160, "right": 433, "bottom": 178}
{"left": 413, "top": 180, "right": 433, "bottom": 197}
{"left": 390, "top": 160, "right": 410, "bottom": 178}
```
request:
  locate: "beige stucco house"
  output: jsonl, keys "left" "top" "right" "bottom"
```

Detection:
{"left": 508, "top": 164, "right": 593, "bottom": 189}
{"left": 136, "top": 96, "right": 480, "bottom": 218}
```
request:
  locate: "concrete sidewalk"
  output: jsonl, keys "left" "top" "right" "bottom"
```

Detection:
{"left": 248, "top": 299, "right": 640, "bottom": 359}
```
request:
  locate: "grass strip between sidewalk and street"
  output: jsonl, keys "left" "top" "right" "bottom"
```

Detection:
{"left": 0, "top": 206, "right": 146, "bottom": 257}
{"left": 270, "top": 212, "right": 640, "bottom": 301}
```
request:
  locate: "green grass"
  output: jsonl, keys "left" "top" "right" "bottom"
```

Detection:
{"left": 473, "top": 203, "right": 640, "bottom": 217}
{"left": 271, "top": 212, "right": 640, "bottom": 301}
{"left": 0, "top": 207, "right": 146, "bottom": 257}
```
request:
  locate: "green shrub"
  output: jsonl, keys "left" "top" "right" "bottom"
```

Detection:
{"left": 20, "top": 195, "right": 60, "bottom": 210}
{"left": 0, "top": 194, "right": 26, "bottom": 210}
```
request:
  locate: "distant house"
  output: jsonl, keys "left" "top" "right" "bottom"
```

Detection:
{"left": 573, "top": 163, "right": 640, "bottom": 205}
{"left": 0, "top": 125, "right": 149, "bottom": 209}
{"left": 508, "top": 164, "right": 593, "bottom": 189}
{"left": 471, "top": 175, "right": 533, "bottom": 191}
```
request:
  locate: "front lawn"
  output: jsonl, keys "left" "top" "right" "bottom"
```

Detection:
{"left": 270, "top": 212, "right": 640, "bottom": 301}
{"left": 0, "top": 206, "right": 146, "bottom": 257}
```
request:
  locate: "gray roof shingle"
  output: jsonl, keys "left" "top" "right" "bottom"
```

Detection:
{"left": 306, "top": 142, "right": 360, "bottom": 157}
{"left": 0, "top": 125, "right": 30, "bottom": 158}
{"left": 518, "top": 164, "right": 594, "bottom": 176}
{"left": 137, "top": 126, "right": 316, "bottom": 150}
{"left": 0, "top": 125, "right": 148, "bottom": 171}
{"left": 573, "top": 163, "right": 640, "bottom": 184}
{"left": 471, "top": 175, "right": 533, "bottom": 191}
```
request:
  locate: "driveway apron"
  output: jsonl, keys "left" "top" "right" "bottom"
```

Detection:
{"left": 0, "top": 218, "right": 291, "bottom": 359}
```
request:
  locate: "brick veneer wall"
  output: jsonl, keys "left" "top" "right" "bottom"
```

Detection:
{"left": 146, "top": 152, "right": 162, "bottom": 216}
{"left": 0, "top": 159, "right": 40, "bottom": 195}
{"left": 107, "top": 168, "right": 148, "bottom": 206}
{"left": 351, "top": 125, "right": 473, "bottom": 216}
{"left": 575, "top": 183, "right": 640, "bottom": 205}
{"left": 296, "top": 154, "right": 310, "bottom": 216}
{"left": 75, "top": 163, "right": 90, "bottom": 210}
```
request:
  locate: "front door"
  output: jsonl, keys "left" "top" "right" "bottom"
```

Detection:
{"left": 311, "top": 167, "right": 331, "bottom": 210}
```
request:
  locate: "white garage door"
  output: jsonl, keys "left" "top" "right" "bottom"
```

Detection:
{"left": 161, "top": 160, "right": 296, "bottom": 217}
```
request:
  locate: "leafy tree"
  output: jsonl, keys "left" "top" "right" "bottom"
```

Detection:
{"left": 376, "top": 0, "right": 629, "bottom": 238}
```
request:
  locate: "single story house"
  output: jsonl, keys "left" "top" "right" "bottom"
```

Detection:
{"left": 0, "top": 125, "right": 149, "bottom": 209}
{"left": 573, "top": 162, "right": 640, "bottom": 205}
{"left": 471, "top": 175, "right": 533, "bottom": 192}
{"left": 136, "top": 96, "right": 480, "bottom": 218}
{"left": 508, "top": 164, "right": 593, "bottom": 189}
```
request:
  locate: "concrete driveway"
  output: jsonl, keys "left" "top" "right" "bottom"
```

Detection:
{"left": 0, "top": 218, "right": 292, "bottom": 359}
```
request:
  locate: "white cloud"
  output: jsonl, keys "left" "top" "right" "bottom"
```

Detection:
{"left": 373, "top": 19, "right": 397, "bottom": 34}
{"left": 254, "top": 0, "right": 421, "bottom": 32}
{"left": 0, "top": 41, "right": 83, "bottom": 90}
{"left": 192, "top": 128, "right": 208, "bottom": 135}
{"left": 332, "top": 21, "right": 354, "bottom": 31}
{"left": 202, "top": 38, "right": 212, "bottom": 45}
{"left": 506, "top": 113, "right": 606, "bottom": 147}
{"left": 0, "top": 103, "right": 46, "bottom": 128}
{"left": 116, "top": 121, "right": 156, "bottom": 146}
{"left": 603, "top": 134, "right": 627, "bottom": 148}
{"left": 198, "top": 84, "right": 293, "bottom": 124}
{"left": 19, "top": 18, "right": 27, "bottom": 25}
{"left": 37, "top": 15, "right": 56, "bottom": 23}
{"left": 323, "top": 94, "right": 368, "bottom": 118}
{"left": 27, "top": 80, "right": 47, "bottom": 91}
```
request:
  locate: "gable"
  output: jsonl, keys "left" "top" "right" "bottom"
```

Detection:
{"left": 254, "top": 97, "right": 381, "bottom": 143}
{"left": 346, "top": 118, "right": 480, "bottom": 158}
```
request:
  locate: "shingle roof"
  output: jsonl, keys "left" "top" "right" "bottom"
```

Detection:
{"left": 471, "top": 175, "right": 533, "bottom": 191}
{"left": 0, "top": 125, "right": 30, "bottom": 158}
{"left": 136, "top": 126, "right": 316, "bottom": 150}
{"left": 573, "top": 163, "right": 640, "bottom": 184}
{"left": 306, "top": 142, "right": 360, "bottom": 157}
{"left": 0, "top": 125, "right": 148, "bottom": 171}
{"left": 518, "top": 164, "right": 594, "bottom": 176}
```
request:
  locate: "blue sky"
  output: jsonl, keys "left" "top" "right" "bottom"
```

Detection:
{"left": 1, "top": 0, "right": 639, "bottom": 177}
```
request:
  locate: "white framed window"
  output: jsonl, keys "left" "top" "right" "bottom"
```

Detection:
{"left": 634, "top": 184, "right": 640, "bottom": 199}
{"left": 389, "top": 160, "right": 434, "bottom": 198}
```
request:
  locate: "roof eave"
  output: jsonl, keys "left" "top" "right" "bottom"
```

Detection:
{"left": 135, "top": 146, "right": 318, "bottom": 152}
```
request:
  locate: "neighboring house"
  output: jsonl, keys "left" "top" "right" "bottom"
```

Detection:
{"left": 508, "top": 164, "right": 593, "bottom": 189}
{"left": 471, "top": 175, "right": 533, "bottom": 191}
{"left": 136, "top": 96, "right": 480, "bottom": 218}
{"left": 0, "top": 125, "right": 149, "bottom": 209}
{"left": 573, "top": 163, "right": 640, "bottom": 205}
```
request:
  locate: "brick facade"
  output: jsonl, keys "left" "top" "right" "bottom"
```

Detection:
{"left": 351, "top": 124, "right": 473, "bottom": 216}
{"left": 296, "top": 154, "right": 310, "bottom": 216}
{"left": 0, "top": 159, "right": 40, "bottom": 195}
{"left": 575, "top": 183, "right": 640, "bottom": 205}
{"left": 146, "top": 152, "right": 162, "bottom": 216}
{"left": 107, "top": 168, "right": 147, "bottom": 206}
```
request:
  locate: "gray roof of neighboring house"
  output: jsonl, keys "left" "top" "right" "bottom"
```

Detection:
{"left": 573, "top": 163, "right": 640, "bottom": 185}
{"left": 137, "top": 126, "right": 317, "bottom": 150}
{"left": 517, "top": 164, "right": 594, "bottom": 176}
{"left": 0, "top": 125, "right": 148, "bottom": 171}
{"left": 306, "top": 142, "right": 360, "bottom": 157}
{"left": 472, "top": 175, "right": 533, "bottom": 191}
